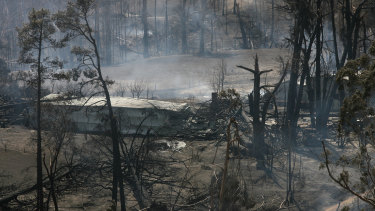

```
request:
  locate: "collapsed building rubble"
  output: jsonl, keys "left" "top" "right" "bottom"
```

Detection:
{"left": 40, "top": 93, "right": 242, "bottom": 139}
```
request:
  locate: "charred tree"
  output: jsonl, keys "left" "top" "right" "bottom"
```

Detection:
{"left": 314, "top": 0, "right": 322, "bottom": 129}
{"left": 302, "top": 25, "right": 319, "bottom": 127}
{"left": 270, "top": 0, "right": 275, "bottom": 48}
{"left": 155, "top": 0, "right": 158, "bottom": 54}
{"left": 237, "top": 55, "right": 286, "bottom": 169}
{"left": 199, "top": 0, "right": 206, "bottom": 54}
{"left": 233, "top": 0, "right": 237, "bottom": 14}
{"left": 54, "top": 1, "right": 126, "bottom": 210}
{"left": 281, "top": 1, "right": 312, "bottom": 204}
{"left": 236, "top": 3, "right": 249, "bottom": 49}
{"left": 143, "top": 0, "right": 149, "bottom": 58}
{"left": 165, "top": 0, "right": 168, "bottom": 55}
{"left": 222, "top": 0, "right": 225, "bottom": 16}
{"left": 181, "top": 0, "right": 188, "bottom": 54}
{"left": 103, "top": 2, "right": 112, "bottom": 65}
{"left": 17, "top": 9, "right": 63, "bottom": 210}
{"left": 318, "top": 0, "right": 368, "bottom": 132}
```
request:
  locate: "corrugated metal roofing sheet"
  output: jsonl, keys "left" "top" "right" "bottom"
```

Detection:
{"left": 43, "top": 94, "right": 189, "bottom": 112}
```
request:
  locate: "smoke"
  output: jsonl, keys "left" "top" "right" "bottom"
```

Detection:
{"left": 103, "top": 48, "right": 288, "bottom": 100}
{"left": 2, "top": 0, "right": 290, "bottom": 101}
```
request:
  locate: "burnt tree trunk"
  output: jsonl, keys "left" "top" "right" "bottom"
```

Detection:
{"left": 165, "top": 0, "right": 168, "bottom": 55}
{"left": 252, "top": 56, "right": 262, "bottom": 166}
{"left": 104, "top": 2, "right": 112, "bottom": 65}
{"left": 285, "top": 23, "right": 304, "bottom": 145}
{"left": 36, "top": 21, "right": 43, "bottom": 211}
{"left": 306, "top": 67, "right": 315, "bottom": 127}
{"left": 210, "top": 17, "right": 214, "bottom": 52}
{"left": 319, "top": 0, "right": 367, "bottom": 131}
{"left": 236, "top": 3, "right": 249, "bottom": 49}
{"left": 181, "top": 0, "right": 188, "bottom": 54}
{"left": 270, "top": 0, "right": 275, "bottom": 48}
{"left": 155, "top": 0, "right": 159, "bottom": 53}
{"left": 237, "top": 55, "right": 273, "bottom": 168}
{"left": 93, "top": 39, "right": 126, "bottom": 211}
{"left": 143, "top": 0, "right": 149, "bottom": 58}
{"left": 315, "top": 0, "right": 323, "bottom": 129}
{"left": 222, "top": 0, "right": 225, "bottom": 16}
{"left": 199, "top": 0, "right": 206, "bottom": 54}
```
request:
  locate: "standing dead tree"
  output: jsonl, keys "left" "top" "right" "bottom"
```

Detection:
{"left": 211, "top": 58, "right": 227, "bottom": 93}
{"left": 235, "top": 3, "right": 249, "bottom": 49}
{"left": 181, "top": 0, "right": 188, "bottom": 54}
{"left": 316, "top": 0, "right": 370, "bottom": 132}
{"left": 199, "top": 0, "right": 207, "bottom": 54}
{"left": 142, "top": 0, "right": 149, "bottom": 58}
{"left": 129, "top": 80, "right": 146, "bottom": 98}
{"left": 237, "top": 55, "right": 287, "bottom": 169}
{"left": 165, "top": 0, "right": 169, "bottom": 55}
{"left": 237, "top": 55, "right": 271, "bottom": 168}
{"left": 115, "top": 82, "right": 127, "bottom": 97}
{"left": 282, "top": 1, "right": 313, "bottom": 204}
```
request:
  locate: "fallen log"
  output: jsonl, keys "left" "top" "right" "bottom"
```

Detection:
{"left": 0, "top": 166, "right": 77, "bottom": 206}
